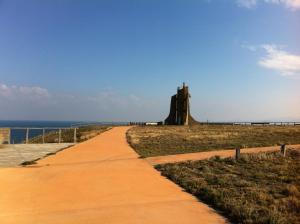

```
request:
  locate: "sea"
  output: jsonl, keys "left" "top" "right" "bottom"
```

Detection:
{"left": 0, "top": 120, "right": 128, "bottom": 144}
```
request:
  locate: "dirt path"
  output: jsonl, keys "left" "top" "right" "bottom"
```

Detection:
{"left": 146, "top": 144, "right": 300, "bottom": 165}
{"left": 0, "top": 127, "right": 226, "bottom": 224}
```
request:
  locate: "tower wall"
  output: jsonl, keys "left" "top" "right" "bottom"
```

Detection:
{"left": 164, "top": 83, "right": 197, "bottom": 125}
{"left": 164, "top": 94, "right": 177, "bottom": 125}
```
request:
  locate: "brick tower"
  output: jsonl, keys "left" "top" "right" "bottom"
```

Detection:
{"left": 164, "top": 83, "right": 197, "bottom": 125}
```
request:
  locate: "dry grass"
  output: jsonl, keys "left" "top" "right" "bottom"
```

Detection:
{"left": 156, "top": 150, "right": 300, "bottom": 224}
{"left": 127, "top": 125, "right": 300, "bottom": 157}
{"left": 29, "top": 125, "right": 111, "bottom": 143}
{"left": 77, "top": 126, "right": 112, "bottom": 142}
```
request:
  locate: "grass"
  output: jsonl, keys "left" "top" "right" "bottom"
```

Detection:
{"left": 156, "top": 150, "right": 300, "bottom": 224}
{"left": 20, "top": 159, "right": 38, "bottom": 166}
{"left": 29, "top": 125, "right": 111, "bottom": 144}
{"left": 127, "top": 125, "right": 300, "bottom": 157}
{"left": 75, "top": 125, "right": 112, "bottom": 142}
{"left": 45, "top": 152, "right": 56, "bottom": 156}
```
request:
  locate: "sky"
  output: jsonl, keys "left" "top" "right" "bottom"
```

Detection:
{"left": 0, "top": 0, "right": 299, "bottom": 122}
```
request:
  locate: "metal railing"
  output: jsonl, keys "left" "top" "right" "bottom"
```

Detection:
{"left": 128, "top": 121, "right": 300, "bottom": 126}
{"left": 201, "top": 121, "right": 300, "bottom": 126}
{"left": 2, "top": 127, "right": 78, "bottom": 144}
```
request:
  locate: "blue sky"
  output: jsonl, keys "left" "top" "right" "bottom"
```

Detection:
{"left": 0, "top": 0, "right": 299, "bottom": 121}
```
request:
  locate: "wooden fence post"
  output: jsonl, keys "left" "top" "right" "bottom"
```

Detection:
{"left": 42, "top": 129, "right": 45, "bottom": 144}
{"left": 26, "top": 128, "right": 29, "bottom": 144}
{"left": 58, "top": 129, "right": 62, "bottom": 144}
{"left": 8, "top": 128, "right": 11, "bottom": 144}
{"left": 74, "top": 128, "right": 77, "bottom": 143}
{"left": 236, "top": 148, "right": 241, "bottom": 160}
{"left": 281, "top": 144, "right": 286, "bottom": 157}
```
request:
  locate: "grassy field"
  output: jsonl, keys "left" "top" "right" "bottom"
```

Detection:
{"left": 29, "top": 125, "right": 111, "bottom": 143}
{"left": 156, "top": 150, "right": 300, "bottom": 224}
{"left": 127, "top": 125, "right": 300, "bottom": 157}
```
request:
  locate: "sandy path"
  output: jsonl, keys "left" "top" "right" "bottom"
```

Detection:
{"left": 0, "top": 127, "right": 226, "bottom": 224}
{"left": 146, "top": 144, "right": 300, "bottom": 166}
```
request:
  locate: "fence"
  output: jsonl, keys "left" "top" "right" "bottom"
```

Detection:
{"left": 0, "top": 127, "right": 78, "bottom": 144}
{"left": 129, "top": 121, "right": 300, "bottom": 126}
{"left": 235, "top": 144, "right": 288, "bottom": 160}
{"left": 202, "top": 122, "right": 300, "bottom": 126}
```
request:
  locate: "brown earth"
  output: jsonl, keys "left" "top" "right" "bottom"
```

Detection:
{"left": 0, "top": 127, "right": 226, "bottom": 224}
{"left": 145, "top": 144, "right": 300, "bottom": 165}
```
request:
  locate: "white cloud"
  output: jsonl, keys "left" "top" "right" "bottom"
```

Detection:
{"left": 237, "top": 0, "right": 300, "bottom": 10}
{"left": 241, "top": 44, "right": 258, "bottom": 51}
{"left": 0, "top": 84, "right": 50, "bottom": 100}
{"left": 86, "top": 90, "right": 143, "bottom": 111}
{"left": 265, "top": 0, "right": 300, "bottom": 9}
{"left": 0, "top": 83, "right": 160, "bottom": 121}
{"left": 237, "top": 0, "right": 257, "bottom": 8}
{"left": 258, "top": 45, "right": 300, "bottom": 76}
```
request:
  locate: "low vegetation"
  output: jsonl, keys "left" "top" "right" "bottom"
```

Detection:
{"left": 20, "top": 159, "right": 38, "bottom": 166}
{"left": 156, "top": 150, "right": 300, "bottom": 224}
{"left": 75, "top": 125, "right": 111, "bottom": 142}
{"left": 127, "top": 125, "right": 300, "bottom": 157}
{"left": 29, "top": 125, "right": 111, "bottom": 144}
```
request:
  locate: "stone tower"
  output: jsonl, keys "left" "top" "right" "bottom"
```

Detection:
{"left": 164, "top": 83, "right": 197, "bottom": 125}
